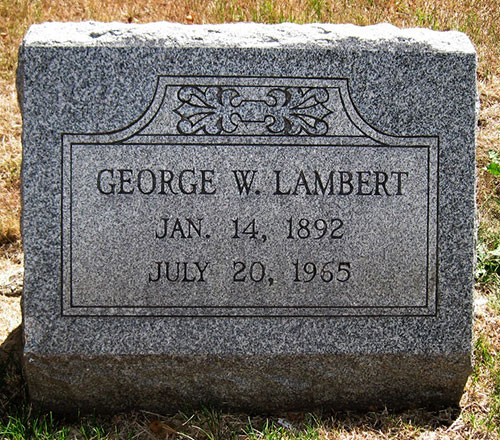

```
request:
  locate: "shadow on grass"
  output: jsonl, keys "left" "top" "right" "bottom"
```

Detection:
{"left": 134, "top": 405, "right": 461, "bottom": 440}
{"left": 0, "top": 324, "right": 23, "bottom": 403}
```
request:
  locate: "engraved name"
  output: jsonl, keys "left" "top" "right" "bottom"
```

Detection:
{"left": 96, "top": 168, "right": 409, "bottom": 196}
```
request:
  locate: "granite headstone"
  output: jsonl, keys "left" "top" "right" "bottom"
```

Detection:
{"left": 18, "top": 22, "right": 477, "bottom": 413}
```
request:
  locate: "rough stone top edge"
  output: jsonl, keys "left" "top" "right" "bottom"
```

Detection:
{"left": 21, "top": 21, "right": 475, "bottom": 54}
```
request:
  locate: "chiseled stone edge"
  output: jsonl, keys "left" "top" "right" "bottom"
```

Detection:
{"left": 21, "top": 21, "right": 475, "bottom": 54}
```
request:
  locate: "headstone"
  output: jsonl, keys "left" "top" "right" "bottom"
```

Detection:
{"left": 18, "top": 22, "right": 477, "bottom": 413}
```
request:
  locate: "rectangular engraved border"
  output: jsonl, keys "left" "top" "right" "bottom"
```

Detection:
{"left": 62, "top": 141, "right": 438, "bottom": 318}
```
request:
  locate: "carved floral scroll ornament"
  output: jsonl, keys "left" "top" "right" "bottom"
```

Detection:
{"left": 174, "top": 86, "right": 331, "bottom": 135}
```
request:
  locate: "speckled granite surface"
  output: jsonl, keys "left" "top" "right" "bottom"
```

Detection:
{"left": 18, "top": 22, "right": 476, "bottom": 413}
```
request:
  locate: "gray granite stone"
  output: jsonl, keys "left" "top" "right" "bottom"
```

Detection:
{"left": 18, "top": 22, "right": 477, "bottom": 413}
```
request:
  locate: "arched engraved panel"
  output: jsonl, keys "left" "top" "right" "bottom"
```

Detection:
{"left": 61, "top": 75, "right": 439, "bottom": 318}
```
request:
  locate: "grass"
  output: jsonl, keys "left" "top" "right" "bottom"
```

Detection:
{"left": 1, "top": 0, "right": 500, "bottom": 438}
{"left": 0, "top": 404, "right": 484, "bottom": 439}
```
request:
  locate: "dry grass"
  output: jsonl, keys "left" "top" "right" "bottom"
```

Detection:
{"left": 0, "top": 84, "right": 21, "bottom": 254}
{"left": 477, "top": 76, "right": 500, "bottom": 262}
{"left": 1, "top": 0, "right": 500, "bottom": 438}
